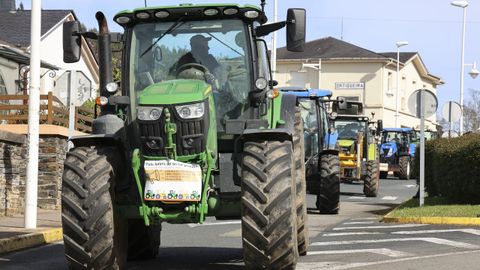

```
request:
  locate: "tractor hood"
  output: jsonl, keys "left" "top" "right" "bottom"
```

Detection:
{"left": 138, "top": 79, "right": 212, "bottom": 105}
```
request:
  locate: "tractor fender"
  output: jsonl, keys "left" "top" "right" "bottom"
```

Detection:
{"left": 242, "top": 128, "right": 292, "bottom": 142}
{"left": 70, "top": 133, "right": 124, "bottom": 149}
{"left": 277, "top": 93, "right": 297, "bottom": 135}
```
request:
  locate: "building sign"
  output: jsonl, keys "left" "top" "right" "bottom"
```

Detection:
{"left": 335, "top": 82, "right": 365, "bottom": 90}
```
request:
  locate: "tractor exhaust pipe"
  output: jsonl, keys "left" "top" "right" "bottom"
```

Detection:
{"left": 96, "top": 12, "right": 115, "bottom": 115}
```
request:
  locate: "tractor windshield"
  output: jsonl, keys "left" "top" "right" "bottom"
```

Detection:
{"left": 335, "top": 119, "right": 367, "bottom": 139}
{"left": 128, "top": 19, "right": 251, "bottom": 108}
{"left": 381, "top": 131, "right": 409, "bottom": 144}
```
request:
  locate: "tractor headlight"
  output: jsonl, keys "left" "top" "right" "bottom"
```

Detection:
{"left": 137, "top": 106, "right": 163, "bottom": 121}
{"left": 175, "top": 102, "right": 205, "bottom": 119}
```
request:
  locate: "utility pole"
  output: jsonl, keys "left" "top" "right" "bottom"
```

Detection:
{"left": 25, "top": 0, "right": 41, "bottom": 229}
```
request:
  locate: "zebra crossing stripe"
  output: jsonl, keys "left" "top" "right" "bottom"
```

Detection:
{"left": 333, "top": 224, "right": 428, "bottom": 230}
{"left": 343, "top": 221, "right": 375, "bottom": 225}
{"left": 322, "top": 232, "right": 383, "bottom": 237}
{"left": 306, "top": 248, "right": 411, "bottom": 258}
{"left": 311, "top": 237, "right": 479, "bottom": 249}
{"left": 392, "top": 229, "right": 480, "bottom": 236}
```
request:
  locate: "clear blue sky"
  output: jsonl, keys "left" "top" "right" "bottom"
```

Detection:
{"left": 22, "top": 0, "right": 480, "bottom": 116}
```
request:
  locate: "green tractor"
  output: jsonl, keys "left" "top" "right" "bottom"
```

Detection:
{"left": 61, "top": 2, "right": 308, "bottom": 269}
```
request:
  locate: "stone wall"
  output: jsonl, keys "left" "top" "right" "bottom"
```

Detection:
{"left": 0, "top": 131, "right": 68, "bottom": 216}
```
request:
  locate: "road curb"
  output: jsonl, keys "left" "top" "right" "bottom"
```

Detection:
{"left": 0, "top": 228, "right": 63, "bottom": 254}
{"left": 382, "top": 216, "right": 480, "bottom": 226}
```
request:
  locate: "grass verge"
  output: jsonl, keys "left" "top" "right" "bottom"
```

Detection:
{"left": 388, "top": 197, "right": 480, "bottom": 218}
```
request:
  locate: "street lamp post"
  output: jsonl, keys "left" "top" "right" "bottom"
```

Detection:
{"left": 395, "top": 41, "right": 408, "bottom": 128}
{"left": 451, "top": 0, "right": 468, "bottom": 135}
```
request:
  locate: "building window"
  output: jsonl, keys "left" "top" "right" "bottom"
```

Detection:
{"left": 0, "top": 71, "right": 7, "bottom": 95}
{"left": 387, "top": 72, "right": 392, "bottom": 94}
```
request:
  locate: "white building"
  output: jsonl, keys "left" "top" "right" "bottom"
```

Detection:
{"left": 0, "top": 0, "right": 98, "bottom": 106}
{"left": 275, "top": 37, "right": 444, "bottom": 130}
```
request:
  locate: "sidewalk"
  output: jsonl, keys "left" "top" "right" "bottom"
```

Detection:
{"left": 0, "top": 209, "right": 62, "bottom": 254}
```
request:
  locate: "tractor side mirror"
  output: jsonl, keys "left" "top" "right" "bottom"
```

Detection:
{"left": 63, "top": 21, "right": 81, "bottom": 63}
{"left": 286, "top": 8, "right": 306, "bottom": 52}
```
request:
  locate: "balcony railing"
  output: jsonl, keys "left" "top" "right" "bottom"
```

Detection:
{"left": 0, "top": 92, "right": 94, "bottom": 133}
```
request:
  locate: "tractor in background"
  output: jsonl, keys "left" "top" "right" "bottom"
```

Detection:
{"left": 331, "top": 99, "right": 382, "bottom": 197}
{"left": 60, "top": 2, "right": 309, "bottom": 269}
{"left": 379, "top": 128, "right": 416, "bottom": 180}
{"left": 280, "top": 87, "right": 340, "bottom": 214}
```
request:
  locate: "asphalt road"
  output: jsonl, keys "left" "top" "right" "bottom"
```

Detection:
{"left": 2, "top": 178, "right": 480, "bottom": 270}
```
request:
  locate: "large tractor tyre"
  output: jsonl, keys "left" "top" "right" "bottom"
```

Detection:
{"left": 379, "top": 171, "right": 388, "bottom": 179}
{"left": 317, "top": 154, "right": 340, "bottom": 214}
{"left": 398, "top": 156, "right": 411, "bottom": 180}
{"left": 241, "top": 140, "right": 298, "bottom": 270}
{"left": 363, "top": 161, "right": 380, "bottom": 197}
{"left": 62, "top": 146, "right": 127, "bottom": 270}
{"left": 292, "top": 108, "right": 309, "bottom": 256}
{"left": 127, "top": 219, "right": 161, "bottom": 260}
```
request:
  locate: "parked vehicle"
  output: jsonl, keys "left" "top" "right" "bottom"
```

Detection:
{"left": 280, "top": 87, "right": 340, "bottom": 214}
{"left": 331, "top": 99, "right": 382, "bottom": 197}
{"left": 379, "top": 128, "right": 416, "bottom": 179}
{"left": 60, "top": 2, "right": 308, "bottom": 269}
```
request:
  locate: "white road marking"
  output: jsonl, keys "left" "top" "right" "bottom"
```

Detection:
{"left": 311, "top": 237, "right": 479, "bottom": 249}
{"left": 405, "top": 184, "right": 417, "bottom": 188}
{"left": 381, "top": 196, "right": 398, "bottom": 200}
{"left": 322, "top": 232, "right": 383, "bottom": 237}
{"left": 333, "top": 224, "right": 428, "bottom": 230}
{"left": 343, "top": 221, "right": 375, "bottom": 225}
{"left": 347, "top": 196, "right": 366, "bottom": 200}
{"left": 306, "top": 248, "right": 411, "bottom": 258}
{"left": 187, "top": 220, "right": 241, "bottom": 228}
{"left": 350, "top": 217, "right": 379, "bottom": 221}
{"left": 296, "top": 250, "right": 480, "bottom": 270}
{"left": 393, "top": 228, "right": 480, "bottom": 236}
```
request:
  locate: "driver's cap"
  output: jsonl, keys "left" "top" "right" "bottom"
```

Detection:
{"left": 190, "top": 34, "right": 211, "bottom": 45}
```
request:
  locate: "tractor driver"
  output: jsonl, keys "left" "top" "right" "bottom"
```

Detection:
{"left": 170, "top": 34, "right": 221, "bottom": 81}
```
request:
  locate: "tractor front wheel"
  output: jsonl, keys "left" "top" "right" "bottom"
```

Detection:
{"left": 127, "top": 219, "right": 161, "bottom": 260}
{"left": 241, "top": 140, "right": 298, "bottom": 269}
{"left": 363, "top": 161, "right": 379, "bottom": 197}
{"left": 398, "top": 156, "right": 411, "bottom": 180}
{"left": 61, "top": 146, "right": 126, "bottom": 270}
{"left": 317, "top": 153, "right": 340, "bottom": 214}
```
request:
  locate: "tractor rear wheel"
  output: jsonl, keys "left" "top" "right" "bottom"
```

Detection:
{"left": 317, "top": 153, "right": 340, "bottom": 214}
{"left": 127, "top": 220, "right": 161, "bottom": 260}
{"left": 363, "top": 161, "right": 379, "bottom": 197}
{"left": 241, "top": 140, "right": 298, "bottom": 269}
{"left": 62, "top": 146, "right": 126, "bottom": 270}
{"left": 398, "top": 156, "right": 411, "bottom": 180}
{"left": 293, "top": 108, "right": 308, "bottom": 256}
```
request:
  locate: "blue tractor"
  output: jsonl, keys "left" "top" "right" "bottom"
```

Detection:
{"left": 379, "top": 128, "right": 417, "bottom": 179}
{"left": 280, "top": 87, "right": 340, "bottom": 214}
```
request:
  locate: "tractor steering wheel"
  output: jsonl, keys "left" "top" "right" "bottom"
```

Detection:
{"left": 175, "top": 63, "right": 214, "bottom": 80}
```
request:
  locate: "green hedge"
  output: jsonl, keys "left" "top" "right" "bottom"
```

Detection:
{"left": 413, "top": 133, "right": 480, "bottom": 204}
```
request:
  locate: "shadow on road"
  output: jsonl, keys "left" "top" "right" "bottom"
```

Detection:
{"left": 128, "top": 246, "right": 244, "bottom": 269}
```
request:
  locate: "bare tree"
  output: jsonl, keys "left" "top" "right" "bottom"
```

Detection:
{"left": 463, "top": 89, "right": 480, "bottom": 132}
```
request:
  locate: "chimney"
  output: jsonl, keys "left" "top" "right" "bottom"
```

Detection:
{"left": 0, "top": 0, "right": 16, "bottom": 12}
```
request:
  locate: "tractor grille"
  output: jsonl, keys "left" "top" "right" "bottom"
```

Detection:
{"left": 383, "top": 149, "right": 390, "bottom": 156}
{"left": 138, "top": 101, "right": 209, "bottom": 157}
